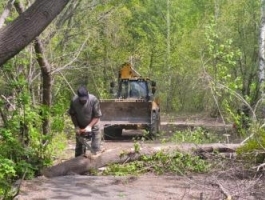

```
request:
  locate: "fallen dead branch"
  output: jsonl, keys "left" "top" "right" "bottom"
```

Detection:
{"left": 212, "top": 181, "right": 232, "bottom": 200}
{"left": 253, "top": 162, "right": 265, "bottom": 171}
{"left": 42, "top": 143, "right": 242, "bottom": 178}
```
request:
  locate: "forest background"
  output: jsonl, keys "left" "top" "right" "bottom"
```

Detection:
{"left": 0, "top": 0, "right": 264, "bottom": 198}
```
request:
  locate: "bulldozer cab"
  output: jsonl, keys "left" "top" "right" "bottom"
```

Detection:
{"left": 118, "top": 80, "right": 149, "bottom": 100}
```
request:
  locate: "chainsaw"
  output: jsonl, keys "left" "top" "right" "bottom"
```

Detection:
{"left": 77, "top": 132, "right": 93, "bottom": 151}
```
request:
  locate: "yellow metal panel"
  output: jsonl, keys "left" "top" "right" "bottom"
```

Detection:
{"left": 119, "top": 63, "right": 139, "bottom": 79}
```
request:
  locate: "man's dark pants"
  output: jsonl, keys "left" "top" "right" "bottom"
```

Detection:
{"left": 75, "top": 130, "right": 101, "bottom": 157}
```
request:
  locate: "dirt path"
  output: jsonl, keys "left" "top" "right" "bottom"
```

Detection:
{"left": 15, "top": 169, "right": 261, "bottom": 200}
{"left": 14, "top": 119, "right": 264, "bottom": 200}
{"left": 14, "top": 174, "right": 236, "bottom": 200}
{"left": 16, "top": 140, "right": 263, "bottom": 200}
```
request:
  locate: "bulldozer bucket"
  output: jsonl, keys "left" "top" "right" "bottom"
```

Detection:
{"left": 100, "top": 100, "right": 152, "bottom": 125}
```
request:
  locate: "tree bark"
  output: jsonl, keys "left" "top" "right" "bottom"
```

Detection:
{"left": 42, "top": 143, "right": 242, "bottom": 178}
{"left": 34, "top": 39, "right": 52, "bottom": 136}
{"left": 259, "top": 0, "right": 265, "bottom": 95}
{"left": 0, "top": 0, "right": 70, "bottom": 66}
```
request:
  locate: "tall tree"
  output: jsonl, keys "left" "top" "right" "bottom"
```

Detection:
{"left": 259, "top": 0, "right": 265, "bottom": 97}
{"left": 0, "top": 0, "right": 70, "bottom": 66}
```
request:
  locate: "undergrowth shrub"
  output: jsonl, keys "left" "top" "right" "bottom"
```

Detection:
{"left": 237, "top": 122, "right": 265, "bottom": 164}
{"left": 169, "top": 127, "right": 219, "bottom": 144}
{"left": 0, "top": 94, "right": 68, "bottom": 199}
{"left": 103, "top": 150, "right": 210, "bottom": 176}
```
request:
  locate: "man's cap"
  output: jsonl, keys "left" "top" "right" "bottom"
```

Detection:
{"left": 77, "top": 86, "right": 89, "bottom": 100}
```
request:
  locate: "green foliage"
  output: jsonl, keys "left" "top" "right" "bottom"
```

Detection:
{"left": 0, "top": 157, "right": 17, "bottom": 198}
{"left": 0, "top": 0, "right": 263, "bottom": 196}
{"left": 47, "top": 132, "right": 68, "bottom": 161}
{"left": 224, "top": 101, "right": 251, "bottom": 137}
{"left": 103, "top": 150, "right": 210, "bottom": 176}
{"left": 50, "top": 103, "right": 67, "bottom": 133}
{"left": 0, "top": 81, "right": 69, "bottom": 198}
{"left": 169, "top": 127, "right": 219, "bottom": 144}
{"left": 133, "top": 142, "right": 141, "bottom": 153}
{"left": 0, "top": 157, "right": 16, "bottom": 182}
{"left": 237, "top": 123, "right": 265, "bottom": 164}
{"left": 205, "top": 0, "right": 260, "bottom": 106}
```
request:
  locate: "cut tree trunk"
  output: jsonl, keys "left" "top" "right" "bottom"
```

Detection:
{"left": 42, "top": 143, "right": 242, "bottom": 178}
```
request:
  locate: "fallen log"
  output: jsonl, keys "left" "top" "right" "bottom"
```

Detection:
{"left": 42, "top": 143, "right": 242, "bottom": 178}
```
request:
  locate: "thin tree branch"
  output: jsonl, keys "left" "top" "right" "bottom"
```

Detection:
{"left": 51, "top": 34, "right": 90, "bottom": 74}
{"left": 212, "top": 181, "right": 232, "bottom": 200}
{"left": 58, "top": 70, "right": 76, "bottom": 95}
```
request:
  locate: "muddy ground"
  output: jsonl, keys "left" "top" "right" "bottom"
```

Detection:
{"left": 15, "top": 117, "right": 265, "bottom": 200}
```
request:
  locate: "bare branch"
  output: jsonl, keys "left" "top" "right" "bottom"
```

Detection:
{"left": 212, "top": 182, "right": 232, "bottom": 200}
{"left": 51, "top": 34, "right": 90, "bottom": 74}
{"left": 253, "top": 162, "right": 265, "bottom": 171}
{"left": 58, "top": 70, "right": 76, "bottom": 95}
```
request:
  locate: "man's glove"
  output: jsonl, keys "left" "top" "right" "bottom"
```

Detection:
{"left": 75, "top": 127, "right": 80, "bottom": 135}
{"left": 84, "top": 125, "right": 92, "bottom": 132}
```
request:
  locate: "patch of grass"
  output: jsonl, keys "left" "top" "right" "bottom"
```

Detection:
{"left": 169, "top": 127, "right": 220, "bottom": 144}
{"left": 237, "top": 123, "right": 265, "bottom": 165}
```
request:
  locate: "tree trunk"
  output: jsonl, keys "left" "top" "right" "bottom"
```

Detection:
{"left": 34, "top": 39, "right": 52, "bottom": 136}
{"left": 42, "top": 143, "right": 242, "bottom": 178}
{"left": 259, "top": 0, "right": 265, "bottom": 96}
{"left": 0, "top": 0, "right": 70, "bottom": 66}
{"left": 14, "top": 1, "right": 52, "bottom": 137}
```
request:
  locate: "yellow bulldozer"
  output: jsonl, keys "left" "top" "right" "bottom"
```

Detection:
{"left": 100, "top": 62, "right": 160, "bottom": 139}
